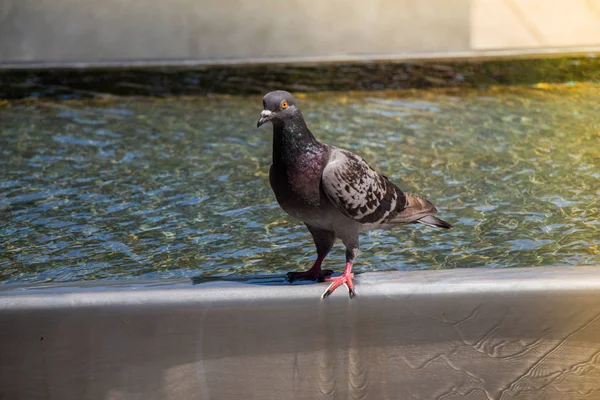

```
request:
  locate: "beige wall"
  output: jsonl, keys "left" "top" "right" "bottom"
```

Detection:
{"left": 472, "top": 0, "right": 600, "bottom": 49}
{"left": 1, "top": 0, "right": 600, "bottom": 66}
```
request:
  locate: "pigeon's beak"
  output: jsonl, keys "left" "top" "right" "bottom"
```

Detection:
{"left": 257, "top": 109, "right": 273, "bottom": 128}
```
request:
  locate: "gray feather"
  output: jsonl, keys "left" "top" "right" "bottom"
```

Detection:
{"left": 322, "top": 147, "right": 407, "bottom": 224}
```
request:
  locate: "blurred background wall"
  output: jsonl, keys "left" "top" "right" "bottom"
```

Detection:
{"left": 1, "top": 0, "right": 600, "bottom": 66}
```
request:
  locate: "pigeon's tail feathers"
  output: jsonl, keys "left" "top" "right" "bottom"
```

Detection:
{"left": 388, "top": 193, "right": 437, "bottom": 224}
{"left": 390, "top": 193, "right": 452, "bottom": 228}
{"left": 417, "top": 215, "right": 453, "bottom": 229}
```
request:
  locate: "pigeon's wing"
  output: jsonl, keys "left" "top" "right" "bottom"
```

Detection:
{"left": 321, "top": 148, "right": 408, "bottom": 224}
{"left": 322, "top": 147, "right": 450, "bottom": 227}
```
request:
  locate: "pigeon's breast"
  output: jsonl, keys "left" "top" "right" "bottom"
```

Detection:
{"left": 269, "top": 159, "right": 320, "bottom": 203}
{"left": 269, "top": 158, "right": 339, "bottom": 227}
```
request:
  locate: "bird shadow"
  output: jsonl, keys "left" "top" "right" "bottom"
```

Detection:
{"left": 190, "top": 272, "right": 361, "bottom": 287}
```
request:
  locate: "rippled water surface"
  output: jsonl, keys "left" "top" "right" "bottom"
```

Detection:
{"left": 1, "top": 84, "right": 599, "bottom": 283}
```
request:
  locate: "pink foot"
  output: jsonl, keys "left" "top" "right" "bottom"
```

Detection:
{"left": 322, "top": 263, "right": 356, "bottom": 299}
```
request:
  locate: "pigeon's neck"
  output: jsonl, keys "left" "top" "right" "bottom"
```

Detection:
{"left": 272, "top": 112, "right": 323, "bottom": 166}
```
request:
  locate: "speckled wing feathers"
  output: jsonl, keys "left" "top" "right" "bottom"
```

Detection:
{"left": 321, "top": 148, "right": 408, "bottom": 224}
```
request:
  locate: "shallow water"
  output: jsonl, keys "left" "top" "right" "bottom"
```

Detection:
{"left": 1, "top": 83, "right": 599, "bottom": 283}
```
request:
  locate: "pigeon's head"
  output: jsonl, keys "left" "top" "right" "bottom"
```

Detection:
{"left": 257, "top": 90, "right": 299, "bottom": 128}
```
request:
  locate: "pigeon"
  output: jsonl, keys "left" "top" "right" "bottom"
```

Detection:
{"left": 257, "top": 90, "right": 451, "bottom": 299}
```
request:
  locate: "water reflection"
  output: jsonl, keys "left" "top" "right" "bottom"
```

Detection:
{"left": 0, "top": 84, "right": 599, "bottom": 283}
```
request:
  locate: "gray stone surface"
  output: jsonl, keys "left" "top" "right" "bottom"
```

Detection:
{"left": 2, "top": 266, "right": 600, "bottom": 399}
{"left": 0, "top": 0, "right": 470, "bottom": 64}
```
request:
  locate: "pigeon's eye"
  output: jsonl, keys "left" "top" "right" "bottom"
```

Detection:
{"left": 281, "top": 100, "right": 288, "bottom": 110}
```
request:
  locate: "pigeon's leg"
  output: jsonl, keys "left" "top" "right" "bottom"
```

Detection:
{"left": 322, "top": 239, "right": 359, "bottom": 299}
{"left": 287, "top": 225, "right": 335, "bottom": 283}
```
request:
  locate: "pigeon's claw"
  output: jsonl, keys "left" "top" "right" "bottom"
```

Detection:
{"left": 348, "top": 286, "right": 356, "bottom": 299}
{"left": 321, "top": 270, "right": 355, "bottom": 299}
{"left": 286, "top": 269, "right": 333, "bottom": 283}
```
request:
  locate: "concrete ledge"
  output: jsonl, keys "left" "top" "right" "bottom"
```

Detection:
{"left": 1, "top": 46, "right": 600, "bottom": 71}
{"left": 2, "top": 266, "right": 600, "bottom": 399}
{"left": 2, "top": 56, "right": 600, "bottom": 100}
